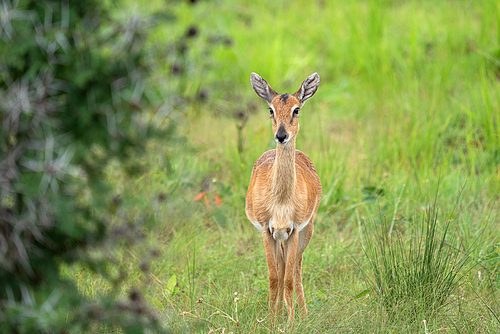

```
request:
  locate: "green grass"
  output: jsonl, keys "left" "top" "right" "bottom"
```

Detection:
{"left": 364, "top": 200, "right": 472, "bottom": 323}
{"left": 61, "top": 0, "right": 500, "bottom": 332}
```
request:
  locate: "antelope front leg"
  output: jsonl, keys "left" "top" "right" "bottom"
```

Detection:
{"left": 295, "top": 221, "right": 313, "bottom": 316}
{"left": 262, "top": 229, "right": 281, "bottom": 317}
{"left": 283, "top": 230, "right": 299, "bottom": 321}
{"left": 276, "top": 242, "right": 286, "bottom": 317}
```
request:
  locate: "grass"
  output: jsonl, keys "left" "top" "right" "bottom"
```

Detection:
{"left": 60, "top": 0, "right": 500, "bottom": 332}
{"left": 364, "top": 199, "right": 472, "bottom": 324}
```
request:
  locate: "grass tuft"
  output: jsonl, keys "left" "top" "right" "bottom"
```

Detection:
{"left": 364, "top": 203, "right": 472, "bottom": 324}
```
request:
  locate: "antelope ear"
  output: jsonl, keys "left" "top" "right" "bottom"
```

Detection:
{"left": 295, "top": 73, "right": 320, "bottom": 104}
{"left": 250, "top": 72, "right": 278, "bottom": 104}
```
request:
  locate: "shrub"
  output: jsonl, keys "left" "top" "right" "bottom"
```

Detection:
{"left": 0, "top": 1, "right": 174, "bottom": 332}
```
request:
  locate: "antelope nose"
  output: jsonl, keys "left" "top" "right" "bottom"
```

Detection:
{"left": 276, "top": 133, "right": 287, "bottom": 143}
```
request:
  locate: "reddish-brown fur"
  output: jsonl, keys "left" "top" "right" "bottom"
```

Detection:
{"left": 245, "top": 73, "right": 322, "bottom": 321}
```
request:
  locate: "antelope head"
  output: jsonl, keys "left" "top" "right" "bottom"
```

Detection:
{"left": 250, "top": 72, "right": 320, "bottom": 146}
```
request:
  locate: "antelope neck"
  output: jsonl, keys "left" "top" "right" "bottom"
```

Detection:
{"left": 271, "top": 138, "right": 296, "bottom": 203}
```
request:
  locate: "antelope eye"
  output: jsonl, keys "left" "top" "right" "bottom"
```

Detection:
{"left": 269, "top": 108, "right": 274, "bottom": 116}
{"left": 293, "top": 107, "right": 300, "bottom": 115}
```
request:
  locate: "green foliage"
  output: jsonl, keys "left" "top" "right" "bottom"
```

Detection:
{"left": 0, "top": 0, "right": 178, "bottom": 332}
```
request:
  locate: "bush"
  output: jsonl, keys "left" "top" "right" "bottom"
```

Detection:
{"left": 0, "top": 1, "right": 175, "bottom": 332}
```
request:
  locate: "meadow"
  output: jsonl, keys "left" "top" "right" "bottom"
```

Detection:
{"left": 64, "top": 0, "right": 500, "bottom": 332}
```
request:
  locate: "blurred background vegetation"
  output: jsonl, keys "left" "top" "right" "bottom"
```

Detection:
{"left": 1, "top": 0, "right": 500, "bottom": 332}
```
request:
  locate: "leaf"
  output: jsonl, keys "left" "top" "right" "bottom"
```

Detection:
{"left": 354, "top": 289, "right": 372, "bottom": 299}
{"left": 214, "top": 194, "right": 222, "bottom": 206}
{"left": 165, "top": 275, "right": 177, "bottom": 295}
{"left": 192, "top": 191, "right": 207, "bottom": 201}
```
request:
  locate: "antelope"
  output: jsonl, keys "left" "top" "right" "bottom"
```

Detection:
{"left": 245, "top": 72, "right": 322, "bottom": 321}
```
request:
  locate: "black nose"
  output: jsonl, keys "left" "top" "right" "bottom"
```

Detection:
{"left": 276, "top": 133, "right": 287, "bottom": 143}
